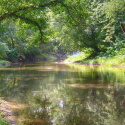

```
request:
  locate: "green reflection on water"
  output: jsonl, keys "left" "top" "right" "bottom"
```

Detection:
{"left": 0, "top": 62, "right": 125, "bottom": 125}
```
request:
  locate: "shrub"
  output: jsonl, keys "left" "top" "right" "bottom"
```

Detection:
{"left": 6, "top": 48, "right": 18, "bottom": 61}
{"left": 0, "top": 42, "right": 8, "bottom": 58}
{"left": 24, "top": 46, "right": 41, "bottom": 60}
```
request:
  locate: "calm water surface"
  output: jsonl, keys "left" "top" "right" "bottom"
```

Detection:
{"left": 0, "top": 61, "right": 125, "bottom": 125}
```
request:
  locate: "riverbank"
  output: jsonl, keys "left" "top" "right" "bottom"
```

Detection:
{"left": 0, "top": 52, "right": 66, "bottom": 66}
{"left": 38, "top": 53, "right": 67, "bottom": 61}
{"left": 0, "top": 99, "right": 16, "bottom": 125}
{"left": 64, "top": 53, "right": 125, "bottom": 67}
{"left": 0, "top": 60, "right": 11, "bottom": 67}
{"left": 63, "top": 61, "right": 125, "bottom": 68}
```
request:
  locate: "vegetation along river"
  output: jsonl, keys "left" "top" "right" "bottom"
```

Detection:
{"left": 0, "top": 61, "right": 125, "bottom": 125}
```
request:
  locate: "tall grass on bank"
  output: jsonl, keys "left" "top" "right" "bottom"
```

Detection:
{"left": 65, "top": 52, "right": 125, "bottom": 66}
{"left": 98, "top": 55, "right": 125, "bottom": 66}
{"left": 64, "top": 52, "right": 90, "bottom": 63}
{"left": 81, "top": 55, "right": 125, "bottom": 66}
{"left": 0, "top": 116, "right": 9, "bottom": 125}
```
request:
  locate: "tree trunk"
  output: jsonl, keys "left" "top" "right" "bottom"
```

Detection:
{"left": 93, "top": 46, "right": 100, "bottom": 53}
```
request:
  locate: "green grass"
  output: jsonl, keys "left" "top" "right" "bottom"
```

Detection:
{"left": 97, "top": 55, "right": 125, "bottom": 66}
{"left": 0, "top": 60, "right": 10, "bottom": 65}
{"left": 64, "top": 52, "right": 90, "bottom": 63}
{"left": 65, "top": 52, "right": 125, "bottom": 66}
{"left": 81, "top": 58, "right": 98, "bottom": 64}
{"left": 81, "top": 55, "right": 125, "bottom": 66}
{"left": 0, "top": 116, "right": 9, "bottom": 125}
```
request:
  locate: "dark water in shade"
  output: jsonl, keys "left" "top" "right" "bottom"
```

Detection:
{"left": 0, "top": 61, "right": 125, "bottom": 125}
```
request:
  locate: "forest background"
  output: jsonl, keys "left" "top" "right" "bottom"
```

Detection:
{"left": 0, "top": 0, "right": 125, "bottom": 66}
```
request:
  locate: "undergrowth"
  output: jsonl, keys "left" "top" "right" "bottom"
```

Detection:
{"left": 65, "top": 52, "right": 90, "bottom": 62}
{"left": 65, "top": 52, "right": 125, "bottom": 66}
{"left": 0, "top": 60, "right": 10, "bottom": 65}
{"left": 38, "top": 53, "right": 56, "bottom": 60}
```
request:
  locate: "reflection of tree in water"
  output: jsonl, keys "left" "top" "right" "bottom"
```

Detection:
{"left": 12, "top": 86, "right": 125, "bottom": 125}
{"left": 1, "top": 63, "right": 125, "bottom": 124}
{"left": 48, "top": 86, "right": 125, "bottom": 125}
{"left": 17, "top": 93, "right": 53, "bottom": 125}
{"left": 0, "top": 73, "right": 31, "bottom": 99}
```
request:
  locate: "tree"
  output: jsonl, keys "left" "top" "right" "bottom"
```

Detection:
{"left": 0, "top": 20, "right": 41, "bottom": 61}
{"left": 0, "top": 0, "right": 65, "bottom": 47}
{"left": 1, "top": 0, "right": 125, "bottom": 56}
{"left": 1, "top": 0, "right": 103, "bottom": 53}
{"left": 50, "top": 0, "right": 113, "bottom": 54}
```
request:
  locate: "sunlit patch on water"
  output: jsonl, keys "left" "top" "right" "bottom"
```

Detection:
{"left": 67, "top": 84, "right": 114, "bottom": 89}
{"left": 63, "top": 78, "right": 85, "bottom": 81}
{"left": 9, "top": 103, "right": 29, "bottom": 110}
{"left": 119, "top": 84, "right": 125, "bottom": 86}
{"left": 45, "top": 67, "right": 53, "bottom": 69}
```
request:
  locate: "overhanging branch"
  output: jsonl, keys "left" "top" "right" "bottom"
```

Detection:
{"left": 58, "top": 2, "right": 80, "bottom": 26}
{"left": 14, "top": 14, "right": 44, "bottom": 47}
{"left": 0, "top": 0, "right": 59, "bottom": 21}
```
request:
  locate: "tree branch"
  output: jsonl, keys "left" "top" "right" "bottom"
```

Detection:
{"left": 0, "top": 0, "right": 59, "bottom": 21}
{"left": 67, "top": 8, "right": 80, "bottom": 25}
{"left": 120, "top": 22, "right": 125, "bottom": 35}
{"left": 14, "top": 14, "right": 44, "bottom": 47}
{"left": 58, "top": 2, "right": 80, "bottom": 26}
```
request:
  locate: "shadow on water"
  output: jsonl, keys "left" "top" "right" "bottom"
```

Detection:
{"left": 0, "top": 61, "right": 125, "bottom": 125}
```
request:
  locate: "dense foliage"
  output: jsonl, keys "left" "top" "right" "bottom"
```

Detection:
{"left": 0, "top": 0, "right": 125, "bottom": 62}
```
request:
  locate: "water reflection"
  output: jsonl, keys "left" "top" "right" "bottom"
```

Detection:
{"left": 0, "top": 62, "right": 125, "bottom": 125}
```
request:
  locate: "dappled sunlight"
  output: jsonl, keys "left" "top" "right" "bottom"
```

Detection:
{"left": 9, "top": 103, "right": 29, "bottom": 110}
{"left": 2, "top": 0, "right": 125, "bottom": 124}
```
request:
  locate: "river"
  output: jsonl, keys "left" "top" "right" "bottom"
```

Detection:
{"left": 0, "top": 61, "right": 125, "bottom": 125}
